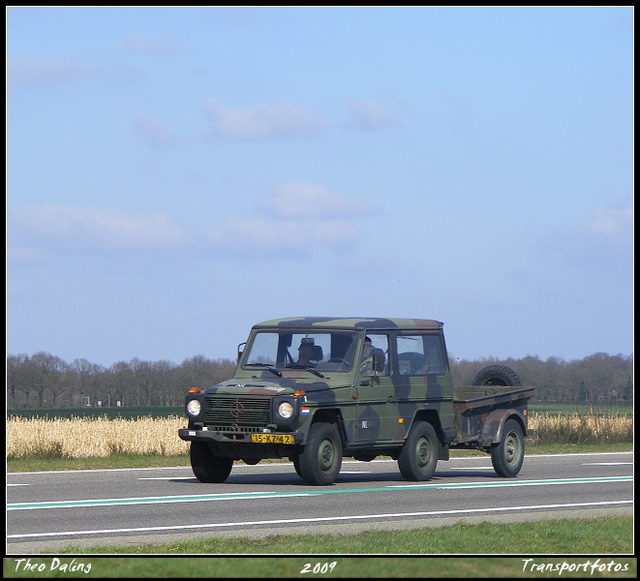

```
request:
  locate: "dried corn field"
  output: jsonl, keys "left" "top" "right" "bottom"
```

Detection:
{"left": 7, "top": 415, "right": 190, "bottom": 460}
{"left": 6, "top": 412, "right": 634, "bottom": 460}
{"left": 528, "top": 412, "right": 633, "bottom": 445}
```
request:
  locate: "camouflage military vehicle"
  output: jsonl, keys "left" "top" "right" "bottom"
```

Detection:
{"left": 178, "top": 317, "right": 534, "bottom": 486}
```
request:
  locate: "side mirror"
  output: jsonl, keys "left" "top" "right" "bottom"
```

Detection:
{"left": 237, "top": 342, "right": 246, "bottom": 363}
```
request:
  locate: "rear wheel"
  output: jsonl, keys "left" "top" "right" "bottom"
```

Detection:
{"left": 190, "top": 442, "right": 233, "bottom": 483}
{"left": 398, "top": 421, "right": 439, "bottom": 481}
{"left": 298, "top": 422, "right": 343, "bottom": 485}
{"left": 491, "top": 419, "right": 524, "bottom": 477}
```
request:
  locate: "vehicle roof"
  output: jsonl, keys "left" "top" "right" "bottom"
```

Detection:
{"left": 252, "top": 317, "right": 443, "bottom": 331}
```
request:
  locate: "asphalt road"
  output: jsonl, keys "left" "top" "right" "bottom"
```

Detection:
{"left": 7, "top": 451, "right": 633, "bottom": 554}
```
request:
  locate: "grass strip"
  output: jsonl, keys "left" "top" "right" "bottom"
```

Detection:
{"left": 44, "top": 515, "right": 634, "bottom": 555}
{"left": 4, "top": 517, "right": 634, "bottom": 577}
{"left": 4, "top": 555, "right": 637, "bottom": 578}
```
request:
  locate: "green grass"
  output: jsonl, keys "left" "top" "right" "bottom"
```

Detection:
{"left": 58, "top": 515, "right": 633, "bottom": 555}
{"left": 6, "top": 453, "right": 191, "bottom": 473}
{"left": 4, "top": 556, "right": 637, "bottom": 579}
{"left": 529, "top": 401, "right": 633, "bottom": 415}
{"left": 4, "top": 518, "right": 635, "bottom": 578}
{"left": 7, "top": 555, "right": 634, "bottom": 579}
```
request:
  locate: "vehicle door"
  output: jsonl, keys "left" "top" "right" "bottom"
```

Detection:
{"left": 354, "top": 333, "right": 398, "bottom": 443}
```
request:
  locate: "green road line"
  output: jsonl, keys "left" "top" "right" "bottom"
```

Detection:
{"left": 8, "top": 476, "right": 632, "bottom": 511}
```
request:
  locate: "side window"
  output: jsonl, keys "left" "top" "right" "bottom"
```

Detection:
{"left": 397, "top": 334, "right": 446, "bottom": 376}
{"left": 360, "top": 334, "right": 389, "bottom": 376}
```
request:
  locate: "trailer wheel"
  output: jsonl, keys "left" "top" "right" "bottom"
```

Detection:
{"left": 398, "top": 421, "right": 439, "bottom": 481}
{"left": 190, "top": 442, "right": 233, "bottom": 483}
{"left": 298, "top": 422, "right": 343, "bottom": 485}
{"left": 491, "top": 419, "right": 524, "bottom": 477}
{"left": 472, "top": 364, "right": 522, "bottom": 387}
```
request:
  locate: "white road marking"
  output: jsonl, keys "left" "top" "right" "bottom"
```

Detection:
{"left": 582, "top": 462, "right": 633, "bottom": 466}
{"left": 137, "top": 476, "right": 196, "bottom": 480}
{"left": 448, "top": 467, "right": 494, "bottom": 470}
{"left": 8, "top": 500, "right": 632, "bottom": 540}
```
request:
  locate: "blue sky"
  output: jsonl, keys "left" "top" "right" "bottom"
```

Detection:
{"left": 7, "top": 6, "right": 633, "bottom": 367}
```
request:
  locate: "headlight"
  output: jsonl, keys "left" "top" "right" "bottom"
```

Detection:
{"left": 278, "top": 401, "right": 294, "bottom": 419}
{"left": 187, "top": 399, "right": 201, "bottom": 417}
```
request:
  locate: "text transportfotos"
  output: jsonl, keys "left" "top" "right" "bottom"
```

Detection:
{"left": 522, "top": 558, "right": 630, "bottom": 575}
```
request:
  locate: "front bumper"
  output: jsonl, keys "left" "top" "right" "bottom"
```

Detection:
{"left": 178, "top": 427, "right": 304, "bottom": 459}
{"left": 179, "top": 427, "right": 302, "bottom": 445}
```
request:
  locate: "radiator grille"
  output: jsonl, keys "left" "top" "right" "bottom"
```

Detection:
{"left": 203, "top": 395, "right": 271, "bottom": 426}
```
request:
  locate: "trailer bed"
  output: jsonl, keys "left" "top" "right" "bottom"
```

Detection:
{"left": 450, "top": 386, "right": 535, "bottom": 448}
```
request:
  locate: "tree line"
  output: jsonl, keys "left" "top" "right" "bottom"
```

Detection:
{"left": 6, "top": 353, "right": 236, "bottom": 410}
{"left": 6, "top": 351, "right": 633, "bottom": 410}
{"left": 450, "top": 352, "right": 633, "bottom": 403}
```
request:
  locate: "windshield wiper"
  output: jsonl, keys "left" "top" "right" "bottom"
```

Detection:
{"left": 245, "top": 363, "right": 282, "bottom": 377}
{"left": 285, "top": 365, "right": 325, "bottom": 378}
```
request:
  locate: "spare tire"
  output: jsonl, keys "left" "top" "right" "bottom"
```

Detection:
{"left": 472, "top": 364, "right": 522, "bottom": 387}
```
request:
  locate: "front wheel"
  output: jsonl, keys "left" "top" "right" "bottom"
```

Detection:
{"left": 298, "top": 422, "right": 343, "bottom": 485}
{"left": 190, "top": 442, "right": 233, "bottom": 483}
{"left": 491, "top": 419, "right": 524, "bottom": 477}
{"left": 398, "top": 421, "right": 439, "bottom": 481}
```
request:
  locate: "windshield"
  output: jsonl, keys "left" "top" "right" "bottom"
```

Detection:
{"left": 244, "top": 331, "right": 358, "bottom": 372}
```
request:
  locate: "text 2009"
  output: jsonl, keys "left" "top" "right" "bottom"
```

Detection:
{"left": 300, "top": 561, "right": 338, "bottom": 574}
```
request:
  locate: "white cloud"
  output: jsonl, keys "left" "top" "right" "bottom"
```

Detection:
{"left": 7, "top": 58, "right": 96, "bottom": 87}
{"left": 12, "top": 204, "right": 188, "bottom": 250}
{"left": 582, "top": 205, "right": 633, "bottom": 244}
{"left": 124, "top": 34, "right": 186, "bottom": 57}
{"left": 552, "top": 203, "right": 633, "bottom": 271}
{"left": 204, "top": 215, "right": 359, "bottom": 258}
{"left": 6, "top": 245, "right": 50, "bottom": 266}
{"left": 7, "top": 58, "right": 144, "bottom": 88}
{"left": 203, "top": 182, "right": 379, "bottom": 258}
{"left": 343, "top": 98, "right": 401, "bottom": 131}
{"left": 10, "top": 187, "right": 377, "bottom": 261}
{"left": 131, "top": 112, "right": 179, "bottom": 148}
{"left": 202, "top": 100, "right": 327, "bottom": 140}
{"left": 259, "top": 182, "right": 379, "bottom": 221}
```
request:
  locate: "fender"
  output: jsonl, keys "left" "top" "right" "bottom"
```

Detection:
{"left": 403, "top": 409, "right": 457, "bottom": 460}
{"left": 481, "top": 408, "right": 527, "bottom": 445}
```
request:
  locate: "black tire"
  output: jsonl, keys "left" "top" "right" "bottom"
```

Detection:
{"left": 190, "top": 442, "right": 233, "bottom": 483}
{"left": 298, "top": 422, "right": 343, "bottom": 485}
{"left": 398, "top": 421, "right": 439, "bottom": 481}
{"left": 472, "top": 364, "right": 523, "bottom": 387}
{"left": 292, "top": 456, "right": 303, "bottom": 478}
{"left": 491, "top": 419, "right": 524, "bottom": 477}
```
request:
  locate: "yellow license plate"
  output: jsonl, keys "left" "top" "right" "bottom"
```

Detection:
{"left": 251, "top": 433, "right": 294, "bottom": 444}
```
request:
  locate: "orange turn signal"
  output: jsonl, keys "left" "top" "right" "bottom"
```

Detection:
{"left": 293, "top": 390, "right": 306, "bottom": 396}
{"left": 188, "top": 387, "right": 201, "bottom": 394}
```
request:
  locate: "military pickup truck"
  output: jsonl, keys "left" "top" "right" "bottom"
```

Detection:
{"left": 178, "top": 317, "right": 534, "bottom": 486}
